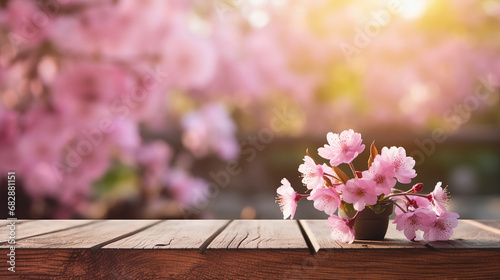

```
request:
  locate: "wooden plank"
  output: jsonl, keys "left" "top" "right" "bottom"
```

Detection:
{"left": 103, "top": 220, "right": 229, "bottom": 249}
{"left": 0, "top": 220, "right": 498, "bottom": 279}
{"left": 0, "top": 219, "right": 29, "bottom": 227}
{"left": 477, "top": 220, "right": 500, "bottom": 229}
{"left": 430, "top": 220, "right": 500, "bottom": 249}
{"left": 471, "top": 220, "right": 500, "bottom": 235}
{"left": 299, "top": 220, "right": 342, "bottom": 252}
{"left": 0, "top": 220, "right": 95, "bottom": 245}
{"left": 207, "top": 220, "right": 308, "bottom": 249}
{"left": 300, "top": 220, "right": 427, "bottom": 251}
{"left": 2, "top": 248, "right": 498, "bottom": 279}
{"left": 13, "top": 220, "right": 158, "bottom": 249}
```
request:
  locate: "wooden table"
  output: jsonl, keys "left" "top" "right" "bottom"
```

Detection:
{"left": 0, "top": 219, "right": 499, "bottom": 279}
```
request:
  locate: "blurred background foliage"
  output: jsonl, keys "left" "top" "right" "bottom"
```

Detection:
{"left": 0, "top": 0, "right": 498, "bottom": 219}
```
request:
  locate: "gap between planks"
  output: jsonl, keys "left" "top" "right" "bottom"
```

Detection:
{"left": 90, "top": 220, "right": 164, "bottom": 254}
{"left": 7, "top": 219, "right": 497, "bottom": 254}
{"left": 296, "top": 220, "right": 319, "bottom": 255}
{"left": 199, "top": 220, "right": 233, "bottom": 253}
{"left": 0, "top": 220, "right": 98, "bottom": 246}
{"left": 206, "top": 220, "right": 310, "bottom": 250}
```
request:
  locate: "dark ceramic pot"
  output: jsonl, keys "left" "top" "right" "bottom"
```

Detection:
{"left": 338, "top": 203, "right": 394, "bottom": 240}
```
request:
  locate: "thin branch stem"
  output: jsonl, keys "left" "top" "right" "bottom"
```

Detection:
{"left": 349, "top": 162, "right": 357, "bottom": 178}
{"left": 352, "top": 210, "right": 361, "bottom": 219}
{"left": 392, "top": 200, "right": 407, "bottom": 213}
{"left": 383, "top": 193, "right": 428, "bottom": 200}
{"left": 324, "top": 173, "right": 342, "bottom": 183}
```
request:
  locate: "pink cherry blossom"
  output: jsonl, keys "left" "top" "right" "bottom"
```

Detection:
{"left": 182, "top": 103, "right": 238, "bottom": 161}
{"left": 394, "top": 199, "right": 408, "bottom": 215}
{"left": 166, "top": 169, "right": 209, "bottom": 208}
{"left": 50, "top": 0, "right": 182, "bottom": 59}
{"left": 0, "top": 0, "right": 478, "bottom": 222}
{"left": 341, "top": 178, "right": 378, "bottom": 211}
{"left": 12, "top": 109, "right": 75, "bottom": 201}
{"left": 56, "top": 177, "right": 91, "bottom": 214}
{"left": 108, "top": 119, "right": 141, "bottom": 155}
{"left": 395, "top": 195, "right": 432, "bottom": 213}
{"left": 423, "top": 212, "right": 460, "bottom": 241}
{"left": 62, "top": 141, "right": 112, "bottom": 184}
{"left": 17, "top": 109, "right": 70, "bottom": 166}
{"left": 408, "top": 196, "right": 432, "bottom": 211}
{"left": 163, "top": 28, "right": 217, "bottom": 89}
{"left": 53, "top": 143, "right": 112, "bottom": 209}
{"left": 327, "top": 215, "right": 355, "bottom": 244}
{"left": 393, "top": 208, "right": 437, "bottom": 240}
{"left": 276, "top": 178, "right": 299, "bottom": 219}
{"left": 307, "top": 187, "right": 341, "bottom": 215}
{"left": 379, "top": 146, "right": 417, "bottom": 184}
{"left": 51, "top": 62, "right": 134, "bottom": 125}
{"left": 3, "top": 0, "right": 54, "bottom": 48}
{"left": 136, "top": 141, "right": 172, "bottom": 190}
{"left": 298, "top": 155, "right": 333, "bottom": 190}
{"left": 51, "top": 4, "right": 128, "bottom": 56}
{"left": 0, "top": 111, "right": 22, "bottom": 173}
{"left": 428, "top": 182, "right": 450, "bottom": 215}
{"left": 318, "top": 129, "right": 365, "bottom": 166}
{"left": 362, "top": 155, "right": 396, "bottom": 196}
{"left": 23, "top": 161, "right": 60, "bottom": 199}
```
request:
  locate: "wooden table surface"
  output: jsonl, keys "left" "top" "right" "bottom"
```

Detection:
{"left": 0, "top": 219, "right": 499, "bottom": 279}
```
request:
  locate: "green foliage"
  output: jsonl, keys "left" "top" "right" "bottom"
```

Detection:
{"left": 93, "top": 162, "right": 139, "bottom": 201}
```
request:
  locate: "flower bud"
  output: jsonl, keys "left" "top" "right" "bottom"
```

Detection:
{"left": 408, "top": 199, "right": 418, "bottom": 209}
{"left": 294, "top": 194, "right": 309, "bottom": 203}
{"left": 412, "top": 183, "right": 424, "bottom": 193}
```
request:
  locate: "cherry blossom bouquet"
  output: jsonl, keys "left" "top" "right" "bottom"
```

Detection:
{"left": 276, "top": 129, "right": 459, "bottom": 244}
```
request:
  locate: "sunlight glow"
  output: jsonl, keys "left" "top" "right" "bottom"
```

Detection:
{"left": 399, "top": 0, "right": 429, "bottom": 19}
{"left": 248, "top": 10, "right": 270, "bottom": 28}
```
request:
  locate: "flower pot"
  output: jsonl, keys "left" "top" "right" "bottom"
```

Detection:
{"left": 338, "top": 203, "right": 394, "bottom": 240}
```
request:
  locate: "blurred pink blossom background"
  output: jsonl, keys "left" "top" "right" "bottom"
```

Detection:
{"left": 0, "top": 0, "right": 498, "bottom": 218}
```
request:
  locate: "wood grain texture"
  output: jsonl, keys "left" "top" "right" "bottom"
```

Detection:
{"left": 0, "top": 220, "right": 29, "bottom": 227}
{"left": 476, "top": 220, "right": 500, "bottom": 229}
{"left": 13, "top": 220, "right": 158, "bottom": 249}
{"left": 299, "top": 220, "right": 427, "bottom": 251}
{"left": 470, "top": 220, "right": 500, "bottom": 235}
{"left": 298, "top": 220, "right": 341, "bottom": 251}
{"left": 103, "top": 220, "right": 229, "bottom": 249}
{"left": 301, "top": 219, "right": 500, "bottom": 251}
{"left": 208, "top": 220, "right": 308, "bottom": 249}
{"left": 0, "top": 248, "right": 498, "bottom": 279}
{"left": 428, "top": 220, "right": 500, "bottom": 249}
{"left": 0, "top": 220, "right": 95, "bottom": 245}
{"left": 0, "top": 219, "right": 498, "bottom": 279}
